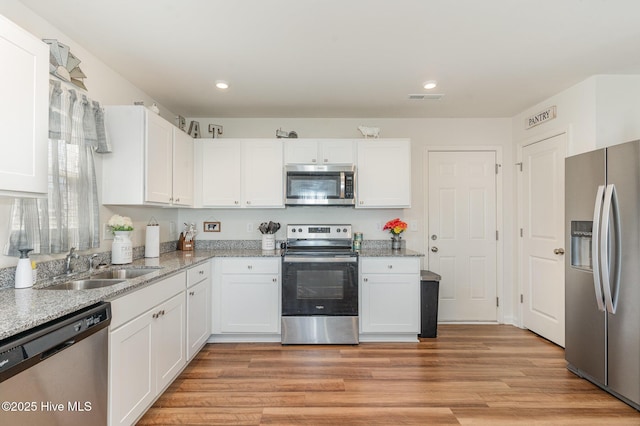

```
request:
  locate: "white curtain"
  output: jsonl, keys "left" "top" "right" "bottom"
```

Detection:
{"left": 4, "top": 80, "right": 108, "bottom": 256}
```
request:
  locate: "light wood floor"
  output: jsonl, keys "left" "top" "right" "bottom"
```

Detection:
{"left": 138, "top": 325, "right": 640, "bottom": 425}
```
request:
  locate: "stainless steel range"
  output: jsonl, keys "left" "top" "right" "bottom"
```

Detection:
{"left": 281, "top": 224, "right": 359, "bottom": 344}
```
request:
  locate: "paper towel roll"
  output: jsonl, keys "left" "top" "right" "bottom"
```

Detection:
{"left": 145, "top": 224, "right": 160, "bottom": 258}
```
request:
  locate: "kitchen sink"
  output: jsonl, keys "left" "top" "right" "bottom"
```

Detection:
{"left": 45, "top": 279, "right": 126, "bottom": 290}
{"left": 90, "top": 268, "right": 158, "bottom": 280}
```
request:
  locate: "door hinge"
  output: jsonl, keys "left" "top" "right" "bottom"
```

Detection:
{"left": 520, "top": 294, "right": 524, "bottom": 303}
{"left": 516, "top": 162, "right": 523, "bottom": 172}
{"left": 496, "top": 297, "right": 500, "bottom": 307}
{"left": 520, "top": 228, "right": 523, "bottom": 237}
{"left": 496, "top": 230, "right": 499, "bottom": 241}
{"left": 495, "top": 164, "right": 501, "bottom": 174}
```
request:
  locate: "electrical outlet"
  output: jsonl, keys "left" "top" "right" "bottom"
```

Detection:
{"left": 410, "top": 220, "right": 418, "bottom": 231}
{"left": 247, "top": 223, "right": 253, "bottom": 233}
{"left": 170, "top": 221, "right": 176, "bottom": 237}
{"left": 376, "top": 222, "right": 382, "bottom": 231}
{"left": 103, "top": 223, "right": 113, "bottom": 240}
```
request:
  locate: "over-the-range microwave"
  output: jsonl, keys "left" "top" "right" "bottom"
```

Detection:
{"left": 285, "top": 165, "right": 355, "bottom": 206}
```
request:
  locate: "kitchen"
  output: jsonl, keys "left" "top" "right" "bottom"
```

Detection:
{"left": 1, "top": 0, "right": 640, "bottom": 424}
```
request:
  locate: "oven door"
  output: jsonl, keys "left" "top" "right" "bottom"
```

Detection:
{"left": 282, "top": 255, "right": 358, "bottom": 316}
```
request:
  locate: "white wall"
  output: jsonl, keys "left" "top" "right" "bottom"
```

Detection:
{"left": 0, "top": 2, "right": 180, "bottom": 268}
{"left": 596, "top": 75, "right": 640, "bottom": 148}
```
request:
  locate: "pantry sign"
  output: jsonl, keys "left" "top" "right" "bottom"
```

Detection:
{"left": 526, "top": 106, "right": 557, "bottom": 129}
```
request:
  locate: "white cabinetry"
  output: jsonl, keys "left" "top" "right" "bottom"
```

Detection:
{"left": 102, "top": 106, "right": 194, "bottom": 206}
{"left": 360, "top": 257, "right": 420, "bottom": 342}
{"left": 284, "top": 139, "right": 355, "bottom": 164}
{"left": 109, "top": 272, "right": 186, "bottom": 426}
{"left": 186, "top": 262, "right": 211, "bottom": 359}
{"left": 0, "top": 15, "right": 48, "bottom": 197}
{"left": 195, "top": 138, "right": 283, "bottom": 208}
{"left": 356, "top": 139, "right": 411, "bottom": 208}
{"left": 212, "top": 257, "right": 280, "bottom": 340}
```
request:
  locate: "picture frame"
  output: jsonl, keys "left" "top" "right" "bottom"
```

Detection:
{"left": 204, "top": 221, "right": 221, "bottom": 232}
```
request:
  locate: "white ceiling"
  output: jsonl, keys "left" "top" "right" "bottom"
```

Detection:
{"left": 19, "top": 0, "right": 640, "bottom": 118}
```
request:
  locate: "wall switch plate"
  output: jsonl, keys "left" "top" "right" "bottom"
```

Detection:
{"left": 103, "top": 223, "right": 113, "bottom": 240}
{"left": 246, "top": 223, "right": 253, "bottom": 233}
{"left": 170, "top": 221, "right": 176, "bottom": 237}
{"left": 410, "top": 220, "right": 418, "bottom": 231}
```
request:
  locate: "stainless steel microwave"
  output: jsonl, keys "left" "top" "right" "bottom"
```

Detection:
{"left": 285, "top": 165, "right": 355, "bottom": 206}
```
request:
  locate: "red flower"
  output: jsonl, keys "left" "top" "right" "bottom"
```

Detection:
{"left": 383, "top": 218, "right": 407, "bottom": 236}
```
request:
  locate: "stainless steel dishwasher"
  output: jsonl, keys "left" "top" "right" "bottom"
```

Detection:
{"left": 0, "top": 302, "right": 111, "bottom": 426}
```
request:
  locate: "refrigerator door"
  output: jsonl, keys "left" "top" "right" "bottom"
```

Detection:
{"left": 603, "top": 140, "right": 640, "bottom": 406}
{"left": 565, "top": 148, "right": 606, "bottom": 385}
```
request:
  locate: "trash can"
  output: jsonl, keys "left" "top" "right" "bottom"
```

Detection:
{"left": 419, "top": 270, "right": 441, "bottom": 338}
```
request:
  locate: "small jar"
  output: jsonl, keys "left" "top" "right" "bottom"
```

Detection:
{"left": 353, "top": 239, "right": 361, "bottom": 251}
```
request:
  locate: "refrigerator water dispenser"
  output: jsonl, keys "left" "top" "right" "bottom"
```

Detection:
{"left": 570, "top": 221, "right": 592, "bottom": 270}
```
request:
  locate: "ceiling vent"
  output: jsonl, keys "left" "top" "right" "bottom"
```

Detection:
{"left": 408, "top": 93, "right": 444, "bottom": 100}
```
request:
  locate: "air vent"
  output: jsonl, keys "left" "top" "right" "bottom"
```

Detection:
{"left": 408, "top": 93, "right": 444, "bottom": 100}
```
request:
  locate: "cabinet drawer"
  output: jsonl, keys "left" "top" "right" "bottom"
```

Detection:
{"left": 361, "top": 257, "right": 419, "bottom": 274}
{"left": 109, "top": 271, "right": 186, "bottom": 329}
{"left": 220, "top": 258, "right": 279, "bottom": 274}
{"left": 187, "top": 262, "right": 210, "bottom": 287}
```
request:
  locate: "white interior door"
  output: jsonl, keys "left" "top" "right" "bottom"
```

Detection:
{"left": 521, "top": 133, "right": 566, "bottom": 347}
{"left": 428, "top": 151, "right": 497, "bottom": 321}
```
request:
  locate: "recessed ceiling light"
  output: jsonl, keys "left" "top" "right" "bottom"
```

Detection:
{"left": 423, "top": 80, "right": 437, "bottom": 90}
{"left": 215, "top": 80, "right": 229, "bottom": 90}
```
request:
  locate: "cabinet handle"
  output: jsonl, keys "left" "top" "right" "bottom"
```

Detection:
{"left": 169, "top": 197, "right": 173, "bottom": 202}
{"left": 324, "top": 158, "right": 328, "bottom": 163}
{"left": 199, "top": 270, "right": 204, "bottom": 274}
{"left": 247, "top": 265, "right": 253, "bottom": 270}
{"left": 388, "top": 265, "right": 393, "bottom": 269}
{"left": 359, "top": 201, "right": 364, "bottom": 205}
{"left": 312, "top": 158, "right": 317, "bottom": 163}
{"left": 234, "top": 201, "right": 239, "bottom": 205}
{"left": 246, "top": 200, "right": 251, "bottom": 205}
{"left": 189, "top": 291, "right": 195, "bottom": 296}
{"left": 161, "top": 309, "right": 165, "bottom": 316}
{"left": 364, "top": 277, "right": 368, "bottom": 282}
{"left": 272, "top": 278, "right": 277, "bottom": 282}
{"left": 152, "top": 313, "right": 158, "bottom": 319}
{"left": 175, "top": 198, "right": 180, "bottom": 202}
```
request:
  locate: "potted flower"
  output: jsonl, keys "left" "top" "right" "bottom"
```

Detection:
{"left": 383, "top": 218, "right": 407, "bottom": 250}
{"left": 108, "top": 214, "right": 133, "bottom": 264}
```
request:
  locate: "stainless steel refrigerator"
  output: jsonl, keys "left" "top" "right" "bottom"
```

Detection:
{"left": 565, "top": 139, "right": 640, "bottom": 410}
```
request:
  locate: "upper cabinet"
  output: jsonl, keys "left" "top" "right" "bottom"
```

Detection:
{"left": 102, "top": 106, "right": 194, "bottom": 206}
{"left": 284, "top": 139, "right": 355, "bottom": 164}
{"left": 0, "top": 15, "right": 48, "bottom": 197}
{"left": 195, "top": 138, "right": 284, "bottom": 208}
{"left": 356, "top": 139, "right": 411, "bottom": 208}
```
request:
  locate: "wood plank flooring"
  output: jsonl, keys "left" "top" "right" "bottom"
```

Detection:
{"left": 138, "top": 325, "right": 640, "bottom": 425}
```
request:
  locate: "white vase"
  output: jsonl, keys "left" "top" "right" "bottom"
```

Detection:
{"left": 112, "top": 231, "right": 133, "bottom": 264}
{"left": 262, "top": 234, "right": 276, "bottom": 250}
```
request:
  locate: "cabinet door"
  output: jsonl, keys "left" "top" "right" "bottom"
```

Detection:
{"left": 243, "top": 139, "right": 284, "bottom": 207}
{"left": 284, "top": 139, "right": 318, "bottom": 164}
{"left": 0, "top": 15, "right": 48, "bottom": 197}
{"left": 172, "top": 128, "right": 194, "bottom": 206}
{"left": 187, "top": 279, "right": 210, "bottom": 359}
{"left": 220, "top": 274, "right": 279, "bottom": 333}
{"left": 320, "top": 140, "right": 355, "bottom": 164}
{"left": 145, "top": 111, "right": 174, "bottom": 204}
{"left": 200, "top": 139, "right": 242, "bottom": 207}
{"left": 154, "top": 293, "right": 186, "bottom": 393}
{"left": 357, "top": 139, "right": 411, "bottom": 208}
{"left": 361, "top": 273, "right": 420, "bottom": 333}
{"left": 109, "top": 311, "right": 155, "bottom": 426}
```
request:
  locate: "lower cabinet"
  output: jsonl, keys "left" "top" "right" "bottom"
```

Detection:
{"left": 360, "top": 257, "right": 420, "bottom": 340}
{"left": 186, "top": 262, "right": 211, "bottom": 360}
{"left": 212, "top": 257, "right": 280, "bottom": 339}
{"left": 108, "top": 264, "right": 211, "bottom": 426}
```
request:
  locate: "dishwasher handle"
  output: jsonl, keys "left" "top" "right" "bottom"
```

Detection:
{"left": 0, "top": 302, "right": 111, "bottom": 383}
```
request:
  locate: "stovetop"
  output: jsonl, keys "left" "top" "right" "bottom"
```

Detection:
{"left": 284, "top": 224, "right": 355, "bottom": 256}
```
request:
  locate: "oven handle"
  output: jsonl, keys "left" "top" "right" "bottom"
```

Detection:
{"left": 283, "top": 256, "right": 358, "bottom": 263}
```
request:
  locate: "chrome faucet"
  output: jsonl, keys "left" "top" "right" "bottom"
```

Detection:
{"left": 65, "top": 247, "right": 80, "bottom": 274}
{"left": 89, "top": 253, "right": 99, "bottom": 273}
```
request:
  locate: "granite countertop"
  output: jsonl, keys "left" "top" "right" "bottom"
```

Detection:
{"left": 0, "top": 247, "right": 421, "bottom": 341}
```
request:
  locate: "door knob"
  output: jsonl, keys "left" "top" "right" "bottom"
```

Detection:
{"left": 554, "top": 248, "right": 565, "bottom": 255}
{"left": 431, "top": 246, "right": 439, "bottom": 253}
